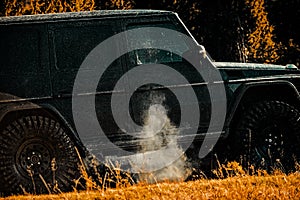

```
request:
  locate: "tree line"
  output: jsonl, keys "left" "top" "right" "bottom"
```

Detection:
{"left": 1, "top": 0, "right": 299, "bottom": 67}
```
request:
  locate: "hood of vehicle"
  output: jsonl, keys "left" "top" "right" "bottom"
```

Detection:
{"left": 213, "top": 62, "right": 297, "bottom": 70}
{"left": 213, "top": 62, "right": 299, "bottom": 81}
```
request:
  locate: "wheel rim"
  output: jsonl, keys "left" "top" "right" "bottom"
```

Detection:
{"left": 16, "top": 138, "right": 53, "bottom": 179}
{"left": 251, "top": 124, "right": 291, "bottom": 170}
{"left": 235, "top": 101, "right": 300, "bottom": 173}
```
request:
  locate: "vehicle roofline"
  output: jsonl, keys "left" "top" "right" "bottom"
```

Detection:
{"left": 0, "top": 9, "right": 175, "bottom": 24}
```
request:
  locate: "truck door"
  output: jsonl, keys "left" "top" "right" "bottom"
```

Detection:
{"left": 123, "top": 19, "right": 212, "bottom": 151}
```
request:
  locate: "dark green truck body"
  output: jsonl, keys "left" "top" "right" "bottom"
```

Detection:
{"left": 0, "top": 10, "right": 299, "bottom": 196}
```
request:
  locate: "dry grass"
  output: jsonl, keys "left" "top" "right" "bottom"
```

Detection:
{"left": 2, "top": 161, "right": 300, "bottom": 200}
{"left": 2, "top": 172, "right": 300, "bottom": 200}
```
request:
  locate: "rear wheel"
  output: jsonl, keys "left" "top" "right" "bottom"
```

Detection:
{"left": 233, "top": 101, "right": 300, "bottom": 173}
{"left": 0, "top": 114, "right": 82, "bottom": 196}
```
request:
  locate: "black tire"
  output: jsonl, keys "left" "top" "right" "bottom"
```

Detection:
{"left": 0, "top": 115, "right": 82, "bottom": 196}
{"left": 233, "top": 100, "right": 300, "bottom": 173}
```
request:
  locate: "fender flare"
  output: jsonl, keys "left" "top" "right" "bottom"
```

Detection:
{"left": 0, "top": 94, "right": 85, "bottom": 152}
{"left": 224, "top": 80, "right": 300, "bottom": 131}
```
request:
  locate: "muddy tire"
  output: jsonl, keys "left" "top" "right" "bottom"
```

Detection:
{"left": 233, "top": 101, "right": 300, "bottom": 173}
{"left": 0, "top": 115, "right": 82, "bottom": 196}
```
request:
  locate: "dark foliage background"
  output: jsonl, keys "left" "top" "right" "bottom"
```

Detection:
{"left": 128, "top": 0, "right": 300, "bottom": 66}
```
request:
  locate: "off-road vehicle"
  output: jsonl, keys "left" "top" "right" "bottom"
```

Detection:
{"left": 0, "top": 10, "right": 299, "bottom": 196}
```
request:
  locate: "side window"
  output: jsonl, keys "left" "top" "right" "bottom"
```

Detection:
{"left": 126, "top": 23, "right": 189, "bottom": 65}
{"left": 53, "top": 24, "right": 115, "bottom": 70}
{"left": 126, "top": 22, "right": 203, "bottom": 84}
{"left": 0, "top": 26, "right": 40, "bottom": 74}
{"left": 50, "top": 22, "right": 125, "bottom": 93}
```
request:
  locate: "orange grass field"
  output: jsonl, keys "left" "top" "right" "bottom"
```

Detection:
{"left": 2, "top": 171, "right": 300, "bottom": 200}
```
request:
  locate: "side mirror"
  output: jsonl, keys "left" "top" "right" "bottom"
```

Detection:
{"left": 182, "top": 45, "right": 206, "bottom": 62}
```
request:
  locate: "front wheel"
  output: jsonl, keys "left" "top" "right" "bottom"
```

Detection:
{"left": 0, "top": 115, "right": 82, "bottom": 196}
{"left": 233, "top": 101, "right": 300, "bottom": 173}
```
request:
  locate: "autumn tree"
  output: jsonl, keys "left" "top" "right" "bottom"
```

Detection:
{"left": 245, "top": 0, "right": 282, "bottom": 63}
{"left": 4, "top": 0, "right": 95, "bottom": 16}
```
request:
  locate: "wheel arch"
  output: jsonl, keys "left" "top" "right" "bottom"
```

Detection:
{"left": 0, "top": 102, "right": 86, "bottom": 155}
{"left": 225, "top": 80, "right": 300, "bottom": 134}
